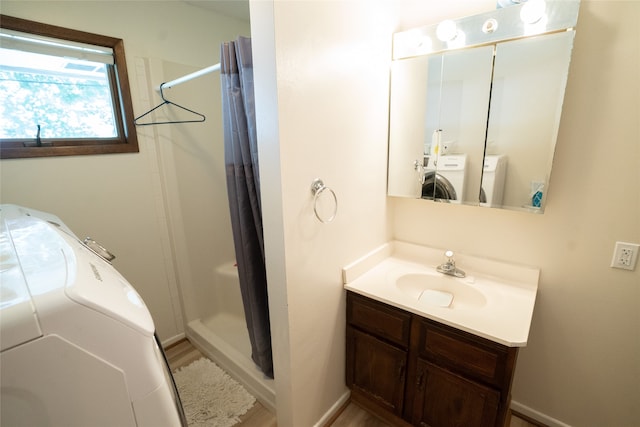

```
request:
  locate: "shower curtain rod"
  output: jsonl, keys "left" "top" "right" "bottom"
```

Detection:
{"left": 134, "top": 62, "right": 221, "bottom": 126}
{"left": 158, "top": 62, "right": 221, "bottom": 90}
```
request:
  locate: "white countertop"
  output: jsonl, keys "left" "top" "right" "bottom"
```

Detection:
{"left": 343, "top": 241, "right": 539, "bottom": 347}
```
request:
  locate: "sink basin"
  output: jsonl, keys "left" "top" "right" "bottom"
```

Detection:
{"left": 395, "top": 273, "right": 487, "bottom": 309}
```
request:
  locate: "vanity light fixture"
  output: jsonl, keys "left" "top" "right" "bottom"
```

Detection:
{"left": 392, "top": 0, "right": 579, "bottom": 60}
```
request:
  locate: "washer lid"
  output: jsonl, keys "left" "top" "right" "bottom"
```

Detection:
{"left": 1, "top": 205, "right": 154, "bottom": 340}
{"left": 1, "top": 207, "right": 43, "bottom": 351}
{"left": 64, "top": 238, "right": 155, "bottom": 337}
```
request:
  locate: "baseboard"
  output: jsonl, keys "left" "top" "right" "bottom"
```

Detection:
{"left": 314, "top": 390, "right": 351, "bottom": 427}
{"left": 161, "top": 332, "right": 186, "bottom": 348}
{"left": 511, "top": 400, "right": 572, "bottom": 427}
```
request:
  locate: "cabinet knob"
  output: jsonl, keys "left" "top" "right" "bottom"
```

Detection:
{"left": 397, "top": 362, "right": 405, "bottom": 380}
{"left": 416, "top": 370, "right": 425, "bottom": 391}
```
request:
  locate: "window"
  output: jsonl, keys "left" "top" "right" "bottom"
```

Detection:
{"left": 0, "top": 15, "right": 138, "bottom": 159}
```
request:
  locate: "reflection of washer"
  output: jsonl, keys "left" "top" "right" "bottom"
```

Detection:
{"left": 422, "top": 154, "right": 467, "bottom": 203}
{"left": 0, "top": 205, "right": 186, "bottom": 427}
{"left": 480, "top": 155, "right": 507, "bottom": 207}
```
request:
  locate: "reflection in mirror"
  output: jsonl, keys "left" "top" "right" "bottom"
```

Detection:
{"left": 485, "top": 31, "right": 575, "bottom": 210}
{"left": 423, "top": 47, "right": 493, "bottom": 204}
{"left": 387, "top": 55, "right": 428, "bottom": 199}
{"left": 387, "top": 1, "right": 580, "bottom": 213}
{"left": 387, "top": 47, "right": 493, "bottom": 204}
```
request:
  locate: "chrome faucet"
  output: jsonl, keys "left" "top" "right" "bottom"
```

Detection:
{"left": 436, "top": 250, "right": 466, "bottom": 278}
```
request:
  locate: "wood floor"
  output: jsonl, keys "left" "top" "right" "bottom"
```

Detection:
{"left": 165, "top": 339, "right": 540, "bottom": 427}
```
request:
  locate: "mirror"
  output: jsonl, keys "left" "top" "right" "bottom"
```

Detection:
{"left": 387, "top": 0, "right": 580, "bottom": 213}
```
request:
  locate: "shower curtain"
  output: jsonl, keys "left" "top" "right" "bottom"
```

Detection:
{"left": 220, "top": 37, "right": 273, "bottom": 378}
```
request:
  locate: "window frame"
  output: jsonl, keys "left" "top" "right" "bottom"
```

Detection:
{"left": 0, "top": 15, "right": 139, "bottom": 159}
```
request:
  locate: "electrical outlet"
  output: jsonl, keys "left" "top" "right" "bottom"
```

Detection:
{"left": 610, "top": 242, "right": 640, "bottom": 271}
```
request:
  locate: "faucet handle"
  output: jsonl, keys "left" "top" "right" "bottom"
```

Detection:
{"left": 438, "top": 250, "right": 466, "bottom": 278}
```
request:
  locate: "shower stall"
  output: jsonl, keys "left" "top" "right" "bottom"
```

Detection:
{"left": 156, "top": 59, "right": 275, "bottom": 412}
{"left": 186, "top": 264, "right": 275, "bottom": 411}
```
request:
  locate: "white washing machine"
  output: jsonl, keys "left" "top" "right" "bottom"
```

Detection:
{"left": 422, "top": 154, "right": 467, "bottom": 203}
{"left": 0, "top": 204, "right": 186, "bottom": 427}
{"left": 480, "top": 155, "right": 508, "bottom": 207}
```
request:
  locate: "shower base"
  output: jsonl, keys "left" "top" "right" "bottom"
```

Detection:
{"left": 186, "top": 314, "right": 276, "bottom": 412}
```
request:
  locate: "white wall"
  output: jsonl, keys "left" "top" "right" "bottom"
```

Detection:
{"left": 251, "top": 1, "right": 394, "bottom": 425}
{"left": 392, "top": 2, "right": 640, "bottom": 426}
{"left": 0, "top": 1, "right": 249, "bottom": 342}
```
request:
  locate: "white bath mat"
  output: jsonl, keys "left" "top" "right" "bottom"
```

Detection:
{"left": 173, "top": 357, "right": 256, "bottom": 427}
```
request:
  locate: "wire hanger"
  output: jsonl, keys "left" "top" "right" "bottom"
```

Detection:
{"left": 134, "top": 83, "right": 205, "bottom": 126}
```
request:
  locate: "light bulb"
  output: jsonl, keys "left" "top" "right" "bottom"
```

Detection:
{"left": 448, "top": 30, "right": 466, "bottom": 49}
{"left": 436, "top": 20, "right": 458, "bottom": 42}
{"left": 482, "top": 18, "right": 499, "bottom": 34}
{"left": 520, "top": 0, "right": 546, "bottom": 24}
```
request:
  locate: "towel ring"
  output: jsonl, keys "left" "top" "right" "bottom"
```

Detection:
{"left": 311, "top": 178, "right": 338, "bottom": 224}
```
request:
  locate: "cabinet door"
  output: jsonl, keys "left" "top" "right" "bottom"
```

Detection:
{"left": 346, "top": 326, "right": 407, "bottom": 416}
{"left": 412, "top": 359, "right": 499, "bottom": 427}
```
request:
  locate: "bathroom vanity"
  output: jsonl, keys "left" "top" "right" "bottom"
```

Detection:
{"left": 347, "top": 292, "right": 517, "bottom": 426}
{"left": 343, "top": 242, "right": 539, "bottom": 427}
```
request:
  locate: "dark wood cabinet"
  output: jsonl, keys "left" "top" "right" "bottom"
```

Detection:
{"left": 346, "top": 291, "right": 518, "bottom": 427}
{"left": 412, "top": 360, "right": 500, "bottom": 427}
{"left": 346, "top": 327, "right": 407, "bottom": 416}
